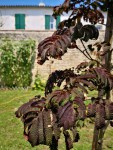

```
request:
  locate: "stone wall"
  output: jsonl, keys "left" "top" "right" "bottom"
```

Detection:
{"left": 0, "top": 30, "right": 106, "bottom": 82}
{"left": 37, "top": 30, "right": 106, "bottom": 80}
{"left": 0, "top": 30, "right": 54, "bottom": 42}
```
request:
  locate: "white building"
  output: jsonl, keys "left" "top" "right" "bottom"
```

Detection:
{"left": 0, "top": 4, "right": 60, "bottom": 30}
{"left": 0, "top": 2, "right": 107, "bottom": 31}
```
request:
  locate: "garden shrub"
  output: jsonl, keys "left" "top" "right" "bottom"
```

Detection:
{"left": 32, "top": 75, "right": 46, "bottom": 91}
{"left": 0, "top": 38, "right": 36, "bottom": 87}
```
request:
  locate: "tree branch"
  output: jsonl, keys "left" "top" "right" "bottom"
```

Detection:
{"left": 76, "top": 46, "right": 92, "bottom": 60}
{"left": 80, "top": 39, "right": 93, "bottom": 60}
{"left": 76, "top": 41, "right": 105, "bottom": 68}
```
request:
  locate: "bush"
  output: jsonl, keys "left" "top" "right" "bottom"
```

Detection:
{"left": 0, "top": 38, "right": 36, "bottom": 87}
{"left": 32, "top": 75, "right": 46, "bottom": 91}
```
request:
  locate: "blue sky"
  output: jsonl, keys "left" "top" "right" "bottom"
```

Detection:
{"left": 0, "top": 0, "right": 64, "bottom": 6}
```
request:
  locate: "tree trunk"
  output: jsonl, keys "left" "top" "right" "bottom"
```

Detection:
{"left": 92, "top": 2, "right": 113, "bottom": 150}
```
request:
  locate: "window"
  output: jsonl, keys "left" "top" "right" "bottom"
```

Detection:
{"left": 45, "top": 15, "right": 61, "bottom": 30}
{"left": 15, "top": 14, "right": 25, "bottom": 29}
{"left": 50, "top": 16, "right": 54, "bottom": 29}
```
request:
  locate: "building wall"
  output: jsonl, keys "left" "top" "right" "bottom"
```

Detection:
{"left": 0, "top": 7, "right": 57, "bottom": 30}
{"left": 0, "top": 7, "right": 107, "bottom": 30}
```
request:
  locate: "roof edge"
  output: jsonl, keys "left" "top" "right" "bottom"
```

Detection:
{"left": 0, "top": 5, "right": 53, "bottom": 8}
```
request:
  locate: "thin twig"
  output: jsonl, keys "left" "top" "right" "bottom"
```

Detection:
{"left": 80, "top": 39, "right": 93, "bottom": 60}
{"left": 76, "top": 47, "right": 92, "bottom": 60}
{"left": 77, "top": 40, "right": 106, "bottom": 68}
{"left": 76, "top": 45, "right": 104, "bottom": 68}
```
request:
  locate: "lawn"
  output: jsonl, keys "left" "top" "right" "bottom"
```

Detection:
{"left": 0, "top": 89, "right": 113, "bottom": 150}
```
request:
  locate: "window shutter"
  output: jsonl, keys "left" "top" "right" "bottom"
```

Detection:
{"left": 15, "top": 14, "right": 20, "bottom": 29}
{"left": 20, "top": 14, "right": 25, "bottom": 29}
{"left": 45, "top": 15, "right": 50, "bottom": 29}
{"left": 15, "top": 14, "right": 25, "bottom": 29}
{"left": 56, "top": 16, "right": 61, "bottom": 29}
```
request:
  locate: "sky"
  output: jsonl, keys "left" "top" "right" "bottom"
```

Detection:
{"left": 0, "top": 0, "right": 64, "bottom": 6}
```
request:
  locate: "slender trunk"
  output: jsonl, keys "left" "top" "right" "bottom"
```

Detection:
{"left": 104, "top": 3, "right": 113, "bottom": 71}
{"left": 92, "top": 90, "right": 105, "bottom": 150}
{"left": 92, "top": 2, "right": 113, "bottom": 150}
{"left": 92, "top": 125, "right": 99, "bottom": 150}
{"left": 104, "top": 2, "right": 113, "bottom": 101}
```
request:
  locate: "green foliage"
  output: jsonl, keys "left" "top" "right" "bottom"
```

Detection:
{"left": 32, "top": 76, "right": 46, "bottom": 91}
{"left": 0, "top": 38, "right": 36, "bottom": 87}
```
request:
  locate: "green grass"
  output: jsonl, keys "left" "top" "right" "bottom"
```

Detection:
{"left": 0, "top": 89, "right": 113, "bottom": 150}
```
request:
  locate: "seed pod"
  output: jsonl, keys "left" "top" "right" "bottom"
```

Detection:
{"left": 95, "top": 104, "right": 105, "bottom": 129}
{"left": 28, "top": 118, "right": 39, "bottom": 147}
{"left": 43, "top": 110, "right": 53, "bottom": 145}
